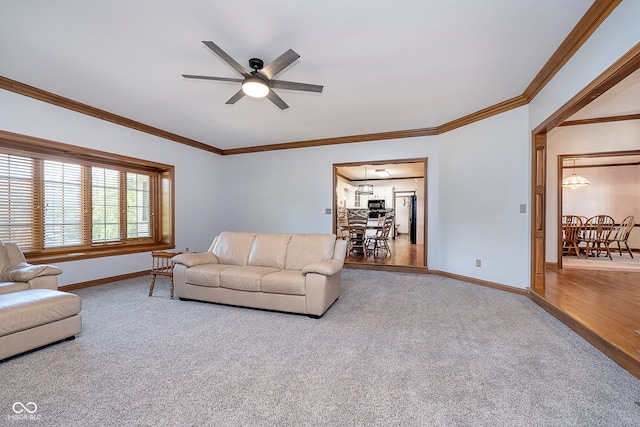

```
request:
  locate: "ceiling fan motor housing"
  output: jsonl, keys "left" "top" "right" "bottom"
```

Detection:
{"left": 249, "top": 58, "right": 264, "bottom": 70}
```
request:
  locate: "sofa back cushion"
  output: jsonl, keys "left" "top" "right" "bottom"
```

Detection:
{"left": 248, "top": 234, "right": 291, "bottom": 269}
{"left": 0, "top": 242, "right": 9, "bottom": 274}
{"left": 284, "top": 234, "right": 336, "bottom": 271}
{"left": 212, "top": 232, "right": 257, "bottom": 266}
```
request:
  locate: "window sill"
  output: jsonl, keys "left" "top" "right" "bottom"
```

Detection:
{"left": 25, "top": 244, "right": 176, "bottom": 265}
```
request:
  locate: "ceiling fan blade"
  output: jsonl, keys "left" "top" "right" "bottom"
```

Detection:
{"left": 182, "top": 74, "right": 243, "bottom": 83}
{"left": 202, "top": 41, "right": 251, "bottom": 77}
{"left": 266, "top": 90, "right": 289, "bottom": 110}
{"left": 225, "top": 89, "right": 245, "bottom": 105}
{"left": 269, "top": 79, "right": 323, "bottom": 93}
{"left": 260, "top": 49, "right": 300, "bottom": 80}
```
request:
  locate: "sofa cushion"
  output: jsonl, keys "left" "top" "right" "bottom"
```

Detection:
{"left": 212, "top": 232, "right": 257, "bottom": 266}
{"left": 0, "top": 289, "right": 81, "bottom": 337}
{"left": 185, "top": 264, "right": 233, "bottom": 287}
{"left": 0, "top": 282, "right": 30, "bottom": 295}
{"left": 248, "top": 234, "right": 291, "bottom": 269}
{"left": 4, "top": 241, "right": 27, "bottom": 266}
{"left": 284, "top": 234, "right": 337, "bottom": 271}
{"left": 0, "top": 242, "right": 10, "bottom": 274}
{"left": 220, "top": 266, "right": 280, "bottom": 292}
{"left": 261, "top": 270, "right": 306, "bottom": 296}
{"left": 0, "top": 263, "right": 63, "bottom": 282}
{"left": 172, "top": 252, "right": 218, "bottom": 267}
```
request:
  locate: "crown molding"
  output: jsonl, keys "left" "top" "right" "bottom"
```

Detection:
{"left": 0, "top": 76, "right": 222, "bottom": 155}
{"left": 221, "top": 127, "right": 438, "bottom": 155}
{"left": 522, "top": 0, "right": 622, "bottom": 101}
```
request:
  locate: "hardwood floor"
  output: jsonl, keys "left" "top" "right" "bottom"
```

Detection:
{"left": 344, "top": 234, "right": 425, "bottom": 267}
{"left": 533, "top": 264, "right": 640, "bottom": 379}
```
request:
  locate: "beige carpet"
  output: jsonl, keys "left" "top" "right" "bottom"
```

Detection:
{"left": 2, "top": 270, "right": 640, "bottom": 426}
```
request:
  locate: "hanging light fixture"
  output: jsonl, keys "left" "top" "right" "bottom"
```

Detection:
{"left": 562, "top": 159, "right": 590, "bottom": 189}
{"left": 358, "top": 165, "right": 374, "bottom": 195}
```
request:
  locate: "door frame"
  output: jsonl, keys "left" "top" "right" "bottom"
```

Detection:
{"left": 531, "top": 44, "right": 640, "bottom": 291}
{"left": 333, "top": 157, "right": 428, "bottom": 269}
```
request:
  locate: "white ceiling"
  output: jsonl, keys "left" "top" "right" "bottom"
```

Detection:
{"left": 566, "top": 68, "right": 640, "bottom": 121}
{"left": 0, "top": 1, "right": 608, "bottom": 151}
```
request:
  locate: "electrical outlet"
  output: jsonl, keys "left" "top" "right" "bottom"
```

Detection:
{"left": 520, "top": 204, "right": 527, "bottom": 213}
{"left": 186, "top": 247, "right": 190, "bottom": 252}
{"left": 476, "top": 259, "right": 481, "bottom": 267}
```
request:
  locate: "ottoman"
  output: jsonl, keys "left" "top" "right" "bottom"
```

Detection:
{"left": 0, "top": 289, "right": 82, "bottom": 360}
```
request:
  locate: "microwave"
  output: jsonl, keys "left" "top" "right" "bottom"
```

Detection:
{"left": 368, "top": 199, "right": 385, "bottom": 210}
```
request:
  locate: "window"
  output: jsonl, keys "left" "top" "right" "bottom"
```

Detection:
{"left": 0, "top": 130, "right": 174, "bottom": 262}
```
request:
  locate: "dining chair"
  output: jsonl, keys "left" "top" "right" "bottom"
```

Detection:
{"left": 608, "top": 215, "right": 636, "bottom": 258}
{"left": 336, "top": 210, "right": 349, "bottom": 240}
{"left": 366, "top": 215, "right": 394, "bottom": 257}
{"left": 561, "top": 215, "right": 583, "bottom": 258}
{"left": 581, "top": 215, "right": 615, "bottom": 260}
{"left": 347, "top": 212, "right": 368, "bottom": 255}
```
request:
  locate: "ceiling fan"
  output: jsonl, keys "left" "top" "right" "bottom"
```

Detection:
{"left": 182, "top": 41, "right": 323, "bottom": 110}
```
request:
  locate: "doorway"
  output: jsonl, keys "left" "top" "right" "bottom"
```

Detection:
{"left": 531, "top": 45, "right": 640, "bottom": 290}
{"left": 557, "top": 151, "right": 640, "bottom": 270}
{"left": 333, "top": 158, "right": 428, "bottom": 269}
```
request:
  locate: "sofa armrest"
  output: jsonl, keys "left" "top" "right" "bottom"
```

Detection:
{"left": 0, "top": 262, "right": 63, "bottom": 282}
{"left": 172, "top": 252, "right": 218, "bottom": 267}
{"left": 302, "top": 259, "right": 343, "bottom": 276}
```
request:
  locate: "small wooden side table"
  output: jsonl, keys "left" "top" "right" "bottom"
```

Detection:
{"left": 149, "top": 251, "right": 182, "bottom": 299}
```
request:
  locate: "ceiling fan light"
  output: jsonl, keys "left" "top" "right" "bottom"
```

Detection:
{"left": 242, "top": 77, "right": 269, "bottom": 98}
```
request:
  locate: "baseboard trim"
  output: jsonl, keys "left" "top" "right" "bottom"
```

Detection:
{"left": 344, "top": 263, "right": 527, "bottom": 295}
{"left": 62, "top": 266, "right": 527, "bottom": 298}
{"left": 430, "top": 270, "right": 528, "bottom": 296}
{"left": 59, "top": 270, "right": 150, "bottom": 291}
{"left": 344, "top": 263, "right": 430, "bottom": 274}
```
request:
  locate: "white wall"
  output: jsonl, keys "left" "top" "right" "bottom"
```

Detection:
{"left": 215, "top": 137, "right": 438, "bottom": 252}
{"left": 562, "top": 164, "right": 639, "bottom": 220}
{"left": 214, "top": 138, "right": 435, "bottom": 263}
{"left": 438, "top": 106, "right": 531, "bottom": 287}
{"left": 0, "top": 90, "right": 223, "bottom": 285}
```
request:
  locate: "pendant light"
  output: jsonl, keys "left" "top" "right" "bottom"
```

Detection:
{"left": 358, "top": 165, "right": 374, "bottom": 195}
{"left": 562, "top": 159, "right": 590, "bottom": 189}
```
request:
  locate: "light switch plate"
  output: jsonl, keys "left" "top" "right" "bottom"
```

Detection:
{"left": 520, "top": 204, "right": 527, "bottom": 213}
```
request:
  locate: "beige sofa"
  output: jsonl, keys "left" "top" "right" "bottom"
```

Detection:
{"left": 0, "top": 241, "right": 82, "bottom": 360}
{"left": 172, "top": 232, "right": 347, "bottom": 317}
